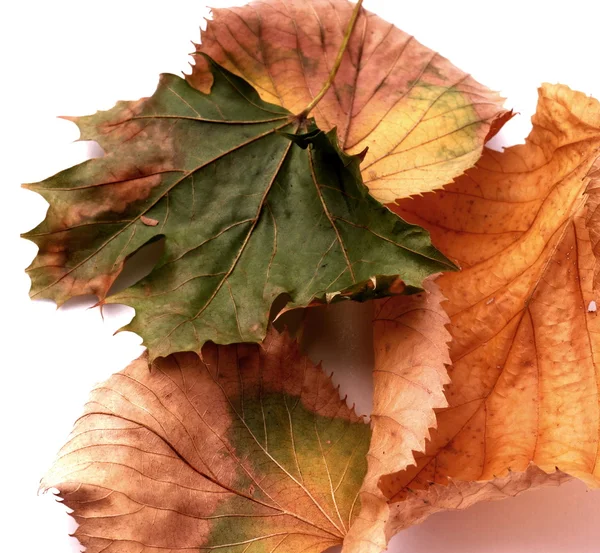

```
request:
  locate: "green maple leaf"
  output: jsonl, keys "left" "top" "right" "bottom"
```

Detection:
{"left": 23, "top": 56, "right": 455, "bottom": 359}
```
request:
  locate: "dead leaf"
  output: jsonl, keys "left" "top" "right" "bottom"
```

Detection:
{"left": 343, "top": 277, "right": 451, "bottom": 552}
{"left": 42, "top": 329, "right": 371, "bottom": 553}
{"left": 382, "top": 83, "right": 600, "bottom": 530}
{"left": 192, "top": 0, "right": 508, "bottom": 202}
{"left": 388, "top": 465, "right": 570, "bottom": 534}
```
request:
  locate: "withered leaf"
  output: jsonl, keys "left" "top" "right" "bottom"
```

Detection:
{"left": 192, "top": 0, "right": 508, "bottom": 202}
{"left": 42, "top": 329, "right": 371, "bottom": 553}
{"left": 344, "top": 278, "right": 451, "bottom": 553}
{"left": 383, "top": 83, "right": 600, "bottom": 530}
{"left": 23, "top": 57, "right": 454, "bottom": 359}
{"left": 388, "top": 465, "right": 570, "bottom": 534}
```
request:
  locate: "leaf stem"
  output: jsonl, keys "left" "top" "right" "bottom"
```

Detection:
{"left": 296, "top": 0, "right": 363, "bottom": 120}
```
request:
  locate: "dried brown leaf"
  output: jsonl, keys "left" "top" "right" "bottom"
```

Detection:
{"left": 42, "top": 329, "right": 372, "bottom": 553}
{"left": 388, "top": 465, "right": 570, "bottom": 534}
{"left": 343, "top": 278, "right": 451, "bottom": 552}
{"left": 191, "top": 0, "right": 508, "bottom": 202}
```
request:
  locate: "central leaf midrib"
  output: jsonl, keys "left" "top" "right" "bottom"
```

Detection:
{"left": 308, "top": 144, "right": 357, "bottom": 282}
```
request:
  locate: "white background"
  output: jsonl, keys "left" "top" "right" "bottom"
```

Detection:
{"left": 3, "top": 1, "right": 600, "bottom": 551}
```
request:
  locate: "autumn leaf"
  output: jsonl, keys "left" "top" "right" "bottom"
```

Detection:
{"left": 388, "top": 465, "right": 570, "bottom": 533}
{"left": 41, "top": 329, "right": 371, "bottom": 553}
{"left": 344, "top": 278, "right": 451, "bottom": 552}
{"left": 23, "top": 57, "right": 455, "bottom": 359}
{"left": 191, "top": 0, "right": 509, "bottom": 202}
{"left": 382, "top": 83, "right": 600, "bottom": 531}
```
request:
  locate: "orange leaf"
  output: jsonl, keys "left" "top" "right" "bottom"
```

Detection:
{"left": 191, "top": 0, "right": 508, "bottom": 202}
{"left": 383, "top": 83, "right": 600, "bottom": 530}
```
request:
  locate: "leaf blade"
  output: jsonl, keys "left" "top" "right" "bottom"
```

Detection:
{"left": 42, "top": 329, "right": 371, "bottom": 553}
{"left": 23, "top": 58, "right": 454, "bottom": 358}
{"left": 191, "top": 0, "right": 509, "bottom": 202}
{"left": 343, "top": 278, "right": 452, "bottom": 553}
{"left": 382, "top": 83, "right": 600, "bottom": 532}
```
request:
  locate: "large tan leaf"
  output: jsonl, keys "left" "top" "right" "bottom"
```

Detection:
{"left": 382, "top": 83, "right": 600, "bottom": 531}
{"left": 343, "top": 278, "right": 451, "bottom": 552}
{"left": 42, "top": 329, "right": 371, "bottom": 553}
{"left": 190, "top": 0, "right": 508, "bottom": 202}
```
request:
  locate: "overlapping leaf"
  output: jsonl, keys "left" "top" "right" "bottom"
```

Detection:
{"left": 42, "top": 329, "right": 371, "bottom": 553}
{"left": 388, "top": 465, "right": 569, "bottom": 533}
{"left": 23, "top": 57, "right": 454, "bottom": 359}
{"left": 344, "top": 278, "right": 451, "bottom": 552}
{"left": 191, "top": 0, "right": 509, "bottom": 202}
{"left": 381, "top": 83, "right": 600, "bottom": 532}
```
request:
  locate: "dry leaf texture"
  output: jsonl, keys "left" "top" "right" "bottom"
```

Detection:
{"left": 388, "top": 465, "right": 570, "bottom": 534}
{"left": 584, "top": 159, "right": 600, "bottom": 288}
{"left": 192, "top": 0, "right": 508, "bottom": 202}
{"left": 42, "top": 329, "right": 371, "bottom": 553}
{"left": 343, "top": 278, "right": 451, "bottom": 552}
{"left": 382, "top": 83, "right": 600, "bottom": 530}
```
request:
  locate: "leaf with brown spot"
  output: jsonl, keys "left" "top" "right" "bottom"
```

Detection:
{"left": 343, "top": 277, "right": 451, "bottom": 553}
{"left": 191, "top": 0, "right": 508, "bottom": 202}
{"left": 42, "top": 329, "right": 371, "bottom": 553}
{"left": 22, "top": 57, "right": 454, "bottom": 359}
{"left": 381, "top": 83, "right": 600, "bottom": 531}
